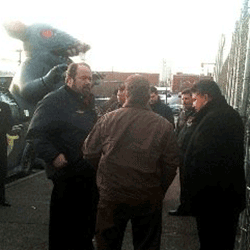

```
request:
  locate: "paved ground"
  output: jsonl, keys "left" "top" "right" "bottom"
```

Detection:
{"left": 2, "top": 171, "right": 51, "bottom": 250}
{"left": 1, "top": 170, "right": 200, "bottom": 250}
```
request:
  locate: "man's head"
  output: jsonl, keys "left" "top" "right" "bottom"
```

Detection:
{"left": 117, "top": 84, "right": 126, "bottom": 104}
{"left": 149, "top": 86, "right": 159, "bottom": 105}
{"left": 66, "top": 62, "right": 92, "bottom": 96}
{"left": 191, "top": 80, "right": 222, "bottom": 112}
{"left": 124, "top": 75, "right": 150, "bottom": 105}
{"left": 181, "top": 88, "right": 194, "bottom": 111}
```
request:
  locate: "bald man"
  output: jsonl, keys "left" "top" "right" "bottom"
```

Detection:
{"left": 27, "top": 62, "right": 98, "bottom": 250}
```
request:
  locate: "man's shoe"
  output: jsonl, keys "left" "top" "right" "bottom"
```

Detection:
{"left": 168, "top": 208, "right": 191, "bottom": 216}
{"left": 0, "top": 201, "right": 11, "bottom": 207}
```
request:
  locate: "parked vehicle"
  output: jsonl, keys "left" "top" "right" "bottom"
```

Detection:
{"left": 169, "top": 103, "right": 183, "bottom": 116}
{"left": 95, "top": 97, "right": 110, "bottom": 107}
{"left": 156, "top": 87, "right": 171, "bottom": 104}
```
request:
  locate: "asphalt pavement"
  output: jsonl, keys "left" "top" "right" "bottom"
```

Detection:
{"left": 1, "top": 170, "right": 200, "bottom": 250}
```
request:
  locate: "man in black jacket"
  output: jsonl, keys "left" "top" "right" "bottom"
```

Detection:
{"left": 183, "top": 80, "right": 246, "bottom": 250}
{"left": 97, "top": 84, "right": 126, "bottom": 116}
{"left": 175, "top": 88, "right": 195, "bottom": 135}
{"left": 169, "top": 88, "right": 195, "bottom": 216}
{"left": 27, "top": 62, "right": 99, "bottom": 250}
{"left": 0, "top": 102, "right": 12, "bottom": 207}
{"left": 0, "top": 101, "right": 22, "bottom": 207}
{"left": 0, "top": 102, "right": 15, "bottom": 206}
{"left": 149, "top": 86, "right": 174, "bottom": 126}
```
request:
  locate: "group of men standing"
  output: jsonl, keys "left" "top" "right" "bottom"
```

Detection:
{"left": 26, "top": 62, "right": 246, "bottom": 250}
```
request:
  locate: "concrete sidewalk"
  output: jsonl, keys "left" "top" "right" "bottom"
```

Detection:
{"left": 1, "top": 171, "right": 199, "bottom": 250}
{"left": 2, "top": 171, "right": 52, "bottom": 250}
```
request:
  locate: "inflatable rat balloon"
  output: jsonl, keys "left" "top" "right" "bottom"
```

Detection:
{"left": 4, "top": 21, "right": 91, "bottom": 117}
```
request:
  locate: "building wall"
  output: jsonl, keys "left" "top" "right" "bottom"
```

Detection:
{"left": 172, "top": 72, "right": 213, "bottom": 93}
{"left": 100, "top": 71, "right": 159, "bottom": 85}
{"left": 93, "top": 71, "right": 160, "bottom": 97}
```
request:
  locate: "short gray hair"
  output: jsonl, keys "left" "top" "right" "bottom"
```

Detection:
{"left": 125, "top": 74, "right": 150, "bottom": 104}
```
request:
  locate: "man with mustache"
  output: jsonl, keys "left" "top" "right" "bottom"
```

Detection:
{"left": 27, "top": 62, "right": 99, "bottom": 250}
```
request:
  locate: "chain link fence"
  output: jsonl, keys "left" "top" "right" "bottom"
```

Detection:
{"left": 216, "top": 1, "right": 250, "bottom": 249}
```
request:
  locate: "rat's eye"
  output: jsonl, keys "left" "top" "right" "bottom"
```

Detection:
{"left": 40, "top": 30, "right": 54, "bottom": 39}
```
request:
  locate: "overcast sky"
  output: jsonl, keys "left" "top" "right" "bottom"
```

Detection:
{"left": 0, "top": 0, "right": 244, "bottom": 77}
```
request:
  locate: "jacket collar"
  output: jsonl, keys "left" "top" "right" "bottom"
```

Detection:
{"left": 65, "top": 85, "right": 84, "bottom": 100}
{"left": 123, "top": 101, "right": 151, "bottom": 111}
{"left": 193, "top": 95, "right": 228, "bottom": 123}
{"left": 149, "top": 99, "right": 162, "bottom": 109}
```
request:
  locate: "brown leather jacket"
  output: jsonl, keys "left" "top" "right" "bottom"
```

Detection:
{"left": 83, "top": 102, "right": 180, "bottom": 202}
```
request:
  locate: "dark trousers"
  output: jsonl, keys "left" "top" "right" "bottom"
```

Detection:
{"left": 179, "top": 163, "right": 186, "bottom": 205}
{"left": 0, "top": 181, "right": 6, "bottom": 203}
{"left": 49, "top": 174, "right": 99, "bottom": 250}
{"left": 178, "top": 163, "right": 191, "bottom": 211}
{"left": 0, "top": 144, "right": 7, "bottom": 204}
{"left": 195, "top": 209, "right": 240, "bottom": 250}
{"left": 95, "top": 198, "right": 163, "bottom": 250}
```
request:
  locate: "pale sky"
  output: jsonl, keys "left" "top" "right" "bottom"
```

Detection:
{"left": 0, "top": 0, "right": 244, "bottom": 78}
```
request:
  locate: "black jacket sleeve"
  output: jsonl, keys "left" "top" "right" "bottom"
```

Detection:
{"left": 0, "top": 102, "right": 13, "bottom": 134}
{"left": 26, "top": 94, "right": 62, "bottom": 165}
{"left": 164, "top": 105, "right": 174, "bottom": 126}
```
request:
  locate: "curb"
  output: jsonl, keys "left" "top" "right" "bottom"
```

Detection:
{"left": 6, "top": 170, "right": 45, "bottom": 189}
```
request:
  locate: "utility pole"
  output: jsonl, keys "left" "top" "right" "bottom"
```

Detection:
{"left": 16, "top": 49, "right": 22, "bottom": 65}
{"left": 161, "top": 59, "right": 166, "bottom": 86}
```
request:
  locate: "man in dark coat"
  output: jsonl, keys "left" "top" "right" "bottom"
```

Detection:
{"left": 149, "top": 86, "right": 174, "bottom": 126}
{"left": 26, "top": 62, "right": 99, "bottom": 250}
{"left": 183, "top": 80, "right": 246, "bottom": 250}
{"left": 0, "top": 102, "right": 13, "bottom": 206}
{"left": 169, "top": 88, "right": 195, "bottom": 216}
{"left": 97, "top": 84, "right": 126, "bottom": 117}
{"left": 175, "top": 88, "right": 195, "bottom": 135}
{"left": 0, "top": 101, "right": 22, "bottom": 207}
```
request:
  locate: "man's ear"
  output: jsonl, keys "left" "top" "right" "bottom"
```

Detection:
{"left": 125, "top": 89, "right": 129, "bottom": 98}
{"left": 205, "top": 94, "right": 212, "bottom": 102}
{"left": 66, "top": 76, "right": 73, "bottom": 86}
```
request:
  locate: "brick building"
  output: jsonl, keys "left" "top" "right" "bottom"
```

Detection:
{"left": 172, "top": 72, "right": 213, "bottom": 93}
{"left": 93, "top": 71, "right": 160, "bottom": 97}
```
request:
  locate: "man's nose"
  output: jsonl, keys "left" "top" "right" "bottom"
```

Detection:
{"left": 84, "top": 79, "right": 91, "bottom": 86}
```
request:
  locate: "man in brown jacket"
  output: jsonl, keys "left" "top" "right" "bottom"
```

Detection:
{"left": 83, "top": 74, "right": 180, "bottom": 250}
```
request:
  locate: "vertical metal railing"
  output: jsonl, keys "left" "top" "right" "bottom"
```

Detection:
{"left": 216, "top": 1, "right": 250, "bottom": 249}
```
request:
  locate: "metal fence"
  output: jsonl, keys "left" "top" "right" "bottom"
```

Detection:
{"left": 215, "top": 1, "right": 250, "bottom": 249}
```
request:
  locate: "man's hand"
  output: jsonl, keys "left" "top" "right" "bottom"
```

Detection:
{"left": 53, "top": 153, "right": 68, "bottom": 169}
